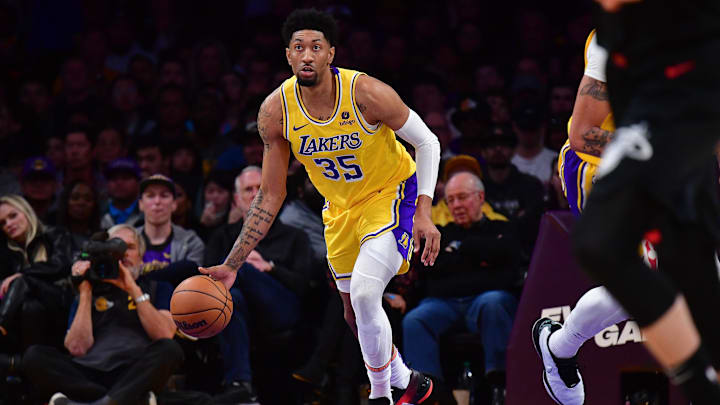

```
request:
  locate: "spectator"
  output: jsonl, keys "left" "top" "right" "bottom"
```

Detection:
{"left": 192, "top": 40, "right": 230, "bottom": 88}
{"left": 104, "top": 12, "right": 155, "bottom": 74}
{"left": 45, "top": 135, "right": 66, "bottom": 174}
{"left": 198, "top": 169, "right": 234, "bottom": 241}
{"left": 17, "top": 78, "right": 53, "bottom": 139}
{"left": 431, "top": 154, "right": 508, "bottom": 227}
{"left": 546, "top": 112, "right": 571, "bottom": 152}
{"left": 108, "top": 76, "right": 155, "bottom": 140}
{"left": 279, "top": 167, "right": 327, "bottom": 264}
{"left": 101, "top": 158, "right": 143, "bottom": 230}
{"left": 127, "top": 54, "right": 156, "bottom": 100}
{"left": 475, "top": 64, "right": 505, "bottom": 95}
{"left": 0, "top": 195, "right": 72, "bottom": 372}
{"left": 424, "top": 112, "right": 456, "bottom": 160}
{"left": 19, "top": 156, "right": 59, "bottom": 224}
{"left": 154, "top": 84, "right": 190, "bottom": 143}
{"left": 134, "top": 137, "right": 169, "bottom": 179}
{"left": 94, "top": 126, "right": 128, "bottom": 170}
{"left": 170, "top": 178, "right": 201, "bottom": 233}
{"left": 511, "top": 102, "right": 556, "bottom": 185}
{"left": 237, "top": 122, "right": 263, "bottom": 167}
{"left": 56, "top": 180, "right": 101, "bottom": 253}
{"left": 168, "top": 140, "right": 204, "bottom": 205}
{"left": 480, "top": 125, "right": 545, "bottom": 260}
{"left": 220, "top": 71, "right": 248, "bottom": 133}
{"left": 548, "top": 83, "right": 574, "bottom": 115}
{"left": 157, "top": 58, "right": 188, "bottom": 89}
{"left": 192, "top": 86, "right": 236, "bottom": 165}
{"left": 486, "top": 91, "right": 511, "bottom": 125}
{"left": 403, "top": 172, "right": 520, "bottom": 404}
{"left": 62, "top": 125, "right": 107, "bottom": 198}
{"left": 53, "top": 57, "right": 103, "bottom": 129}
{"left": 204, "top": 166, "right": 314, "bottom": 402}
{"left": 22, "top": 224, "right": 182, "bottom": 405}
{"left": 137, "top": 174, "right": 204, "bottom": 274}
{"left": 451, "top": 97, "right": 491, "bottom": 147}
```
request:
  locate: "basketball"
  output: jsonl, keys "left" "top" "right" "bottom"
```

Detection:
{"left": 170, "top": 275, "right": 233, "bottom": 338}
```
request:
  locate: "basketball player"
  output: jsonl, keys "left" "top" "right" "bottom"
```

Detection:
{"left": 572, "top": 1, "right": 720, "bottom": 404}
{"left": 531, "top": 28, "right": 660, "bottom": 405}
{"left": 201, "top": 9, "right": 440, "bottom": 405}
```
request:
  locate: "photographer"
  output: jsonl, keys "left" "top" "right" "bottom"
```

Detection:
{"left": 22, "top": 224, "right": 183, "bottom": 405}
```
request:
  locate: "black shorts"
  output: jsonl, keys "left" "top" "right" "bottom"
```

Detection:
{"left": 591, "top": 41, "right": 720, "bottom": 237}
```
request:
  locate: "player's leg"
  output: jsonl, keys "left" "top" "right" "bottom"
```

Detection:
{"left": 349, "top": 232, "right": 404, "bottom": 401}
{"left": 574, "top": 182, "right": 720, "bottom": 403}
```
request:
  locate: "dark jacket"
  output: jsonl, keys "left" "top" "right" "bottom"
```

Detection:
{"left": 0, "top": 225, "right": 73, "bottom": 282}
{"left": 423, "top": 217, "right": 521, "bottom": 298}
{"left": 204, "top": 220, "right": 314, "bottom": 297}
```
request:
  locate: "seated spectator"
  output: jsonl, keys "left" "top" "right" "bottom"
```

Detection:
{"left": 134, "top": 137, "right": 169, "bottom": 179}
{"left": 101, "top": 158, "right": 143, "bottom": 230}
{"left": 153, "top": 84, "right": 191, "bottom": 144}
{"left": 93, "top": 126, "right": 129, "bottom": 170}
{"left": 19, "top": 156, "right": 59, "bottom": 224}
{"left": 22, "top": 224, "right": 183, "bottom": 405}
{"left": 279, "top": 167, "right": 327, "bottom": 265}
{"left": 203, "top": 166, "right": 314, "bottom": 403}
{"left": 479, "top": 125, "right": 545, "bottom": 262}
{"left": 170, "top": 178, "right": 201, "bottom": 234}
{"left": 431, "top": 154, "right": 508, "bottom": 227}
{"left": 0, "top": 195, "right": 72, "bottom": 373}
{"left": 403, "top": 172, "right": 520, "bottom": 403}
{"left": 136, "top": 174, "right": 204, "bottom": 275}
{"left": 57, "top": 180, "right": 102, "bottom": 253}
{"left": 62, "top": 125, "right": 107, "bottom": 198}
{"left": 197, "top": 169, "right": 234, "bottom": 241}
{"left": 168, "top": 139, "right": 203, "bottom": 204}
{"left": 510, "top": 102, "right": 556, "bottom": 185}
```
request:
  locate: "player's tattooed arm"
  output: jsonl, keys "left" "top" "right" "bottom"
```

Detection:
{"left": 579, "top": 127, "right": 615, "bottom": 156}
{"left": 579, "top": 78, "right": 609, "bottom": 101}
{"left": 569, "top": 75, "right": 614, "bottom": 157}
{"left": 223, "top": 88, "right": 290, "bottom": 271}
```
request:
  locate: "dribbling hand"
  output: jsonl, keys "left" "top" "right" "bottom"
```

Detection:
{"left": 198, "top": 264, "right": 237, "bottom": 289}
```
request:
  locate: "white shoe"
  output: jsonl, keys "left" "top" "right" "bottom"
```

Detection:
{"left": 532, "top": 318, "right": 585, "bottom": 405}
{"left": 49, "top": 392, "right": 69, "bottom": 405}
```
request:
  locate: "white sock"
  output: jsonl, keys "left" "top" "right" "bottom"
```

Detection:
{"left": 390, "top": 346, "right": 412, "bottom": 389}
{"left": 350, "top": 233, "right": 402, "bottom": 400}
{"left": 549, "top": 286, "right": 629, "bottom": 358}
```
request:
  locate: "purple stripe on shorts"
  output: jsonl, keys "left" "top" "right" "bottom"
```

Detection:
{"left": 562, "top": 149, "right": 583, "bottom": 217}
{"left": 392, "top": 173, "right": 418, "bottom": 261}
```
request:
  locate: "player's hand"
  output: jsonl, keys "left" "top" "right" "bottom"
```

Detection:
{"left": 413, "top": 215, "right": 441, "bottom": 266}
{"left": 595, "top": 0, "right": 642, "bottom": 12}
{"left": 0, "top": 273, "right": 21, "bottom": 298}
{"left": 199, "top": 264, "right": 237, "bottom": 289}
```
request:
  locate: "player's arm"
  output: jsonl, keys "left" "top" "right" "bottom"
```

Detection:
{"left": 355, "top": 75, "right": 441, "bottom": 265}
{"left": 200, "top": 89, "right": 290, "bottom": 286}
{"left": 595, "top": 0, "right": 642, "bottom": 12}
{"left": 568, "top": 75, "right": 614, "bottom": 157}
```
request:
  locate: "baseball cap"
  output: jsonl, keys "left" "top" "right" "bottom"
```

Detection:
{"left": 512, "top": 102, "right": 545, "bottom": 131}
{"left": 139, "top": 174, "right": 176, "bottom": 197}
{"left": 443, "top": 154, "right": 483, "bottom": 182}
{"left": 21, "top": 156, "right": 56, "bottom": 180}
{"left": 480, "top": 124, "right": 518, "bottom": 149}
{"left": 105, "top": 158, "right": 141, "bottom": 180}
{"left": 451, "top": 97, "right": 491, "bottom": 129}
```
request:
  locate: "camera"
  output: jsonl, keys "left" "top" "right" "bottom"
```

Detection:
{"left": 80, "top": 237, "right": 128, "bottom": 282}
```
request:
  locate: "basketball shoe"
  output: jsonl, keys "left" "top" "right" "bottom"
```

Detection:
{"left": 532, "top": 318, "right": 585, "bottom": 405}
{"left": 392, "top": 369, "right": 434, "bottom": 404}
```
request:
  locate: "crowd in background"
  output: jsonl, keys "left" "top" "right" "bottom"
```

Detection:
{"left": 0, "top": 1, "right": 593, "bottom": 404}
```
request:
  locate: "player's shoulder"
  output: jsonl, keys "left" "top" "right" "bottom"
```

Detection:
{"left": 260, "top": 86, "right": 284, "bottom": 116}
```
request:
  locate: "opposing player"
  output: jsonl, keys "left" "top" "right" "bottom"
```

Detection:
{"left": 201, "top": 9, "right": 440, "bottom": 405}
{"left": 532, "top": 29, "right": 658, "bottom": 405}
{"left": 572, "top": 0, "right": 720, "bottom": 403}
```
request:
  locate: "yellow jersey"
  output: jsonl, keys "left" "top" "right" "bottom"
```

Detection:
{"left": 280, "top": 67, "right": 416, "bottom": 210}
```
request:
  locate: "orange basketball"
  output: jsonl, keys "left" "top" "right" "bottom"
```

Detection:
{"left": 170, "top": 275, "right": 233, "bottom": 338}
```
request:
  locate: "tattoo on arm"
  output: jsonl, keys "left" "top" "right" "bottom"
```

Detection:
{"left": 579, "top": 79, "right": 609, "bottom": 101}
{"left": 224, "top": 190, "right": 276, "bottom": 270}
{"left": 580, "top": 127, "right": 615, "bottom": 156}
{"left": 257, "top": 102, "right": 274, "bottom": 154}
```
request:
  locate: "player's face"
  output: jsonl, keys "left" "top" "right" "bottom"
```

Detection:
{"left": 286, "top": 30, "right": 335, "bottom": 87}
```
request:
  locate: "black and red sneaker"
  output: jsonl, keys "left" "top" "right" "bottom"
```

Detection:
{"left": 393, "top": 370, "right": 434, "bottom": 404}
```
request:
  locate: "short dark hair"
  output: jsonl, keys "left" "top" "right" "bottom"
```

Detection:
{"left": 282, "top": 8, "right": 338, "bottom": 47}
{"left": 64, "top": 124, "right": 95, "bottom": 147}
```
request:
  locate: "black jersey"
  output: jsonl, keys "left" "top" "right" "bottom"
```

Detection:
{"left": 596, "top": 0, "right": 720, "bottom": 64}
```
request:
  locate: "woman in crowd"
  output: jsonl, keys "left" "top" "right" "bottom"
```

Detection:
{"left": 56, "top": 180, "right": 102, "bottom": 253}
{"left": 0, "top": 194, "right": 73, "bottom": 372}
